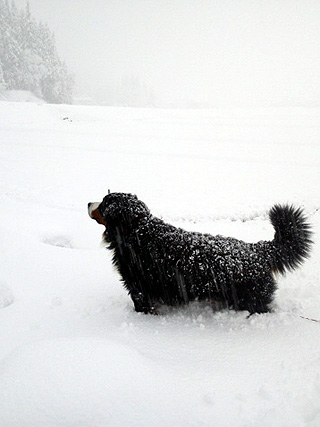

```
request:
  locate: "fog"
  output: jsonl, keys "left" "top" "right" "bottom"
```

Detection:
{"left": 15, "top": 0, "right": 320, "bottom": 106}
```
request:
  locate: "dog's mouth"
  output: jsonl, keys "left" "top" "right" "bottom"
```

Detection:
{"left": 88, "top": 202, "right": 107, "bottom": 226}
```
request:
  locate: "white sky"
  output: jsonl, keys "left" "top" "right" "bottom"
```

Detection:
{"left": 15, "top": 0, "right": 320, "bottom": 106}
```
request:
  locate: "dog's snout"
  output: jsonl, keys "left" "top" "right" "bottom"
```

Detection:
{"left": 88, "top": 201, "right": 106, "bottom": 226}
{"left": 88, "top": 202, "right": 100, "bottom": 217}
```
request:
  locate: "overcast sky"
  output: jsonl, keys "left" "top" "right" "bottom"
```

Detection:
{"left": 15, "top": 0, "right": 320, "bottom": 106}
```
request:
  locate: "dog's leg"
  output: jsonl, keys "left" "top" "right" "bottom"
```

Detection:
{"left": 235, "top": 276, "right": 275, "bottom": 314}
{"left": 130, "top": 291, "right": 156, "bottom": 314}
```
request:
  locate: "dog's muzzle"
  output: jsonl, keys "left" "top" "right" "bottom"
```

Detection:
{"left": 88, "top": 202, "right": 107, "bottom": 226}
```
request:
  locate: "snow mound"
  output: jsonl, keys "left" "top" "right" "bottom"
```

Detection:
{"left": 0, "top": 338, "right": 179, "bottom": 427}
{"left": 41, "top": 235, "right": 74, "bottom": 249}
{"left": 0, "top": 281, "right": 14, "bottom": 309}
{"left": 0, "top": 90, "right": 45, "bottom": 103}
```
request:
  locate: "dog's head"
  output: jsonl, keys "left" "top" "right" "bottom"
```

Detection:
{"left": 88, "top": 192, "right": 151, "bottom": 236}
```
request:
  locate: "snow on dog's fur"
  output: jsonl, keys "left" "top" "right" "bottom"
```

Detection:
{"left": 88, "top": 193, "right": 312, "bottom": 314}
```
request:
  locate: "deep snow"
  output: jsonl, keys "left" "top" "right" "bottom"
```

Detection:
{"left": 0, "top": 102, "right": 320, "bottom": 426}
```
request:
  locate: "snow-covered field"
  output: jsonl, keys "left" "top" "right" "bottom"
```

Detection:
{"left": 0, "top": 102, "right": 320, "bottom": 426}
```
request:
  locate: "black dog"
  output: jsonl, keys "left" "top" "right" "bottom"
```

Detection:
{"left": 88, "top": 192, "right": 312, "bottom": 315}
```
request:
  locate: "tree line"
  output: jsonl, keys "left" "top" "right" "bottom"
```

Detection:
{"left": 0, "top": 0, "right": 73, "bottom": 103}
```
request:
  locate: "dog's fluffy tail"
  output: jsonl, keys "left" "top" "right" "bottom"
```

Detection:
{"left": 269, "top": 204, "right": 312, "bottom": 274}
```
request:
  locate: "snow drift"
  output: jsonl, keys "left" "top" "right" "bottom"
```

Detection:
{"left": 0, "top": 102, "right": 319, "bottom": 426}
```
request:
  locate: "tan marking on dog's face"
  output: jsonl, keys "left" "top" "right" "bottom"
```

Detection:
{"left": 88, "top": 202, "right": 107, "bottom": 226}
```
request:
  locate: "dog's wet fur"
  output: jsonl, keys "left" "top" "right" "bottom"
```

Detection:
{"left": 88, "top": 193, "right": 312, "bottom": 315}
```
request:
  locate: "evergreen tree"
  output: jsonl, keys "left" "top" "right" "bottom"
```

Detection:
{"left": 0, "top": 61, "right": 6, "bottom": 91}
{"left": 0, "top": 0, "right": 73, "bottom": 103}
{"left": 0, "top": 0, "right": 20, "bottom": 89}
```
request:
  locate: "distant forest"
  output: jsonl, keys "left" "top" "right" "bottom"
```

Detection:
{"left": 0, "top": 0, "right": 73, "bottom": 103}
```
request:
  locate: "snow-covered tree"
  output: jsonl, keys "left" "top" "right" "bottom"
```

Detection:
{"left": 0, "top": 0, "right": 73, "bottom": 103}
{"left": 0, "top": 0, "right": 21, "bottom": 89}
{"left": 0, "top": 61, "right": 6, "bottom": 91}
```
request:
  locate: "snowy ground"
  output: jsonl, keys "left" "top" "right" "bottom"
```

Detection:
{"left": 0, "top": 102, "right": 320, "bottom": 426}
